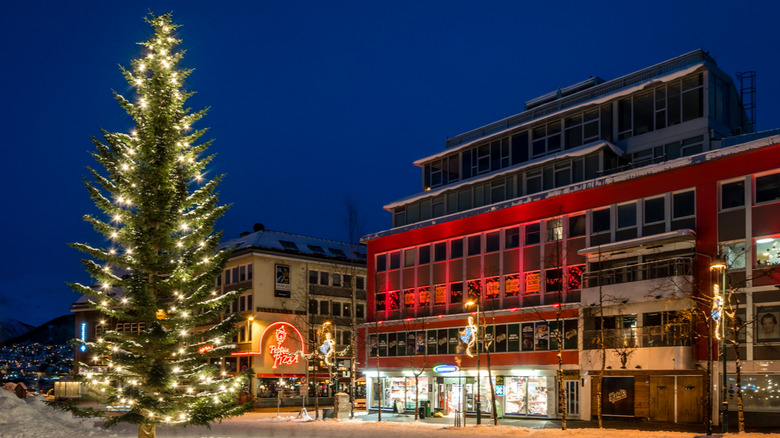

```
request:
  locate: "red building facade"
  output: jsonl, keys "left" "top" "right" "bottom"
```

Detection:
{"left": 359, "top": 50, "right": 780, "bottom": 424}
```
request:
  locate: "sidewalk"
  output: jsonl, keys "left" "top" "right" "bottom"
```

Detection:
{"left": 256, "top": 406, "right": 779, "bottom": 434}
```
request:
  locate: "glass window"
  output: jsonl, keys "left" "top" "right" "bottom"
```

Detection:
{"left": 633, "top": 91, "right": 654, "bottom": 135}
{"left": 546, "top": 218, "right": 563, "bottom": 241}
{"left": 592, "top": 208, "right": 611, "bottom": 233}
{"left": 404, "top": 248, "right": 416, "bottom": 267}
{"left": 309, "top": 300, "right": 318, "bottom": 314}
{"left": 419, "top": 245, "right": 431, "bottom": 264}
{"left": 721, "top": 180, "right": 745, "bottom": 209}
{"left": 720, "top": 242, "right": 746, "bottom": 270}
{"left": 644, "top": 196, "right": 665, "bottom": 224}
{"left": 467, "top": 235, "right": 481, "bottom": 256}
{"left": 569, "top": 214, "right": 586, "bottom": 237}
{"left": 309, "top": 270, "right": 318, "bottom": 284}
{"left": 239, "top": 265, "right": 246, "bottom": 282}
{"left": 526, "top": 171, "right": 542, "bottom": 195}
{"left": 486, "top": 231, "right": 500, "bottom": 253}
{"left": 756, "top": 173, "right": 780, "bottom": 204}
{"left": 319, "top": 272, "right": 329, "bottom": 286}
{"left": 673, "top": 190, "right": 695, "bottom": 218}
{"left": 682, "top": 74, "right": 703, "bottom": 122}
{"left": 546, "top": 268, "right": 562, "bottom": 293}
{"left": 404, "top": 289, "right": 415, "bottom": 308}
{"left": 320, "top": 300, "right": 330, "bottom": 315}
{"left": 332, "top": 302, "right": 342, "bottom": 316}
{"left": 451, "top": 239, "right": 463, "bottom": 259}
{"left": 376, "top": 254, "right": 387, "bottom": 272}
{"left": 617, "top": 203, "right": 637, "bottom": 229}
{"left": 356, "top": 276, "right": 365, "bottom": 290}
{"left": 755, "top": 237, "right": 780, "bottom": 267}
{"left": 505, "top": 227, "right": 520, "bottom": 249}
{"left": 389, "top": 251, "right": 401, "bottom": 270}
{"left": 525, "top": 223, "right": 540, "bottom": 245}
{"left": 332, "top": 274, "right": 341, "bottom": 287}
{"left": 434, "top": 242, "right": 447, "bottom": 262}
{"left": 375, "top": 294, "right": 385, "bottom": 312}
{"left": 356, "top": 304, "right": 364, "bottom": 318}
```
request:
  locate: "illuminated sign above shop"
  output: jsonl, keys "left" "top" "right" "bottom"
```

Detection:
{"left": 433, "top": 364, "right": 460, "bottom": 374}
{"left": 231, "top": 321, "right": 307, "bottom": 370}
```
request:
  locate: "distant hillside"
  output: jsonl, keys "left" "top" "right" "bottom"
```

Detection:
{"left": 2, "top": 314, "right": 75, "bottom": 346}
{"left": 0, "top": 318, "right": 34, "bottom": 343}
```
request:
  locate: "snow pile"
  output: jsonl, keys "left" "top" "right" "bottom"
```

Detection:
{"left": 0, "top": 389, "right": 99, "bottom": 438}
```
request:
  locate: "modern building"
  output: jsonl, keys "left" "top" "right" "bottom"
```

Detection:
{"left": 72, "top": 225, "right": 367, "bottom": 406}
{"left": 359, "top": 49, "right": 780, "bottom": 425}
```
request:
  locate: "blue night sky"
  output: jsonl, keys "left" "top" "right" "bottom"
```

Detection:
{"left": 1, "top": 1, "right": 779, "bottom": 326}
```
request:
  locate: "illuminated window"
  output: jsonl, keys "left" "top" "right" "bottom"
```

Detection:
{"left": 755, "top": 237, "right": 780, "bottom": 267}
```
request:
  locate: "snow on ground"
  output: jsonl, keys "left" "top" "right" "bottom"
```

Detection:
{"left": 0, "top": 391, "right": 777, "bottom": 438}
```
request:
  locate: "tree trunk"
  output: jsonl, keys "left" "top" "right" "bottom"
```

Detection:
{"left": 597, "top": 331, "right": 605, "bottom": 428}
{"left": 138, "top": 424, "right": 155, "bottom": 438}
{"left": 485, "top": 348, "right": 498, "bottom": 425}
{"left": 414, "top": 375, "right": 420, "bottom": 421}
{"left": 733, "top": 340, "right": 745, "bottom": 432}
{"left": 314, "top": 366, "right": 320, "bottom": 420}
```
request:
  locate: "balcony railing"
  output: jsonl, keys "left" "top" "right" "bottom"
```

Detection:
{"left": 583, "top": 324, "right": 693, "bottom": 349}
{"left": 582, "top": 257, "right": 692, "bottom": 288}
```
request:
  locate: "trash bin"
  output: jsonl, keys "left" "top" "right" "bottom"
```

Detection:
{"left": 422, "top": 400, "right": 431, "bottom": 417}
{"left": 418, "top": 406, "right": 426, "bottom": 419}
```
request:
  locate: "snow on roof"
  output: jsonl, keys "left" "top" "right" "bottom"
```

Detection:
{"left": 219, "top": 229, "right": 366, "bottom": 262}
{"left": 386, "top": 141, "right": 623, "bottom": 210}
{"left": 414, "top": 62, "right": 706, "bottom": 166}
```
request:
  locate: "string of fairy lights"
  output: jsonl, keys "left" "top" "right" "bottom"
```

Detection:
{"left": 75, "top": 15, "right": 246, "bottom": 425}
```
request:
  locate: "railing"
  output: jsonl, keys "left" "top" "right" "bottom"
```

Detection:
{"left": 582, "top": 257, "right": 692, "bottom": 288}
{"left": 582, "top": 323, "right": 693, "bottom": 349}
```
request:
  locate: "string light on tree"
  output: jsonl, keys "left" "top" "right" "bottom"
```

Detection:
{"left": 66, "top": 12, "right": 248, "bottom": 436}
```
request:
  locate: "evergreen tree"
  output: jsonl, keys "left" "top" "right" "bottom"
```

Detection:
{"left": 66, "top": 13, "right": 248, "bottom": 436}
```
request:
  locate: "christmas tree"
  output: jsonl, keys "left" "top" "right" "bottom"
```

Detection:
{"left": 66, "top": 13, "right": 248, "bottom": 436}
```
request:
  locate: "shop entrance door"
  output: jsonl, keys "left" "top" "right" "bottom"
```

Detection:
{"left": 564, "top": 380, "right": 579, "bottom": 416}
{"left": 649, "top": 376, "right": 675, "bottom": 422}
{"left": 676, "top": 376, "right": 703, "bottom": 423}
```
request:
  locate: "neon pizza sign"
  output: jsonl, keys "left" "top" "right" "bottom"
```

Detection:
{"left": 231, "top": 321, "right": 306, "bottom": 369}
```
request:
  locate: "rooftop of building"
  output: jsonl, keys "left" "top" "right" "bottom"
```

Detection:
{"left": 441, "top": 49, "right": 718, "bottom": 151}
{"left": 219, "top": 225, "right": 367, "bottom": 263}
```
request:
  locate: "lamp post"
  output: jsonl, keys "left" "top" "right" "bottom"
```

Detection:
{"left": 710, "top": 257, "right": 728, "bottom": 433}
{"left": 466, "top": 300, "right": 481, "bottom": 425}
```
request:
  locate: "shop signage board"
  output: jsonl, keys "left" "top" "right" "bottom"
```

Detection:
{"left": 602, "top": 377, "right": 635, "bottom": 416}
{"left": 432, "top": 364, "right": 460, "bottom": 374}
{"left": 274, "top": 264, "right": 291, "bottom": 298}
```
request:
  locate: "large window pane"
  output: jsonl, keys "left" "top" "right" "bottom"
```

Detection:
{"left": 673, "top": 191, "right": 695, "bottom": 218}
{"left": 721, "top": 180, "right": 745, "bottom": 209}
{"left": 617, "top": 203, "right": 637, "bottom": 228}
{"left": 756, "top": 173, "right": 780, "bottom": 204}
{"left": 592, "top": 208, "right": 611, "bottom": 233}
{"left": 644, "top": 196, "right": 665, "bottom": 224}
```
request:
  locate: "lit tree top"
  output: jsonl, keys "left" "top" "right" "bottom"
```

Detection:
{"left": 66, "top": 13, "right": 248, "bottom": 431}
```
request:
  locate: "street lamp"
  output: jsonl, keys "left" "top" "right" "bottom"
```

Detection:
{"left": 465, "top": 300, "right": 481, "bottom": 425}
{"left": 710, "top": 256, "right": 728, "bottom": 433}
